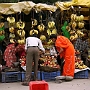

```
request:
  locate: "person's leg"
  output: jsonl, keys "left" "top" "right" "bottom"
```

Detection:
{"left": 33, "top": 47, "right": 39, "bottom": 81}
{"left": 22, "top": 48, "right": 33, "bottom": 85}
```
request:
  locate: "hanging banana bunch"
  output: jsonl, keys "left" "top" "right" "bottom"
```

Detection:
{"left": 17, "top": 29, "right": 25, "bottom": 38}
{"left": 16, "top": 19, "right": 25, "bottom": 29}
{"left": 32, "top": 19, "right": 38, "bottom": 26}
{"left": 29, "top": 29, "right": 38, "bottom": 36}
{"left": 18, "top": 37, "right": 25, "bottom": 44}
{"left": 0, "top": 22, "right": 5, "bottom": 41}
{"left": 48, "top": 21, "right": 55, "bottom": 29}
{"left": 47, "top": 29, "right": 52, "bottom": 36}
{"left": 7, "top": 17, "right": 15, "bottom": 27}
{"left": 47, "top": 28, "right": 57, "bottom": 36}
{"left": 37, "top": 23, "right": 45, "bottom": 32}
{"left": 40, "top": 35, "right": 46, "bottom": 41}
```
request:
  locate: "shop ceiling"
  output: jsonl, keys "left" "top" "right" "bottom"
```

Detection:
{"left": 0, "top": 0, "right": 89, "bottom": 15}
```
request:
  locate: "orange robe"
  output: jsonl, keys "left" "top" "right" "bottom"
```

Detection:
{"left": 55, "top": 36, "right": 75, "bottom": 77}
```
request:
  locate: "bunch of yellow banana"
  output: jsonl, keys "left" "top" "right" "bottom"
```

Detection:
{"left": 77, "top": 30, "right": 84, "bottom": 37}
{"left": 48, "top": 21, "right": 55, "bottom": 28}
{"left": 18, "top": 39, "right": 25, "bottom": 44}
{"left": 10, "top": 38, "right": 15, "bottom": 43}
{"left": 0, "top": 30, "right": 5, "bottom": 35}
{"left": 0, "top": 22, "right": 4, "bottom": 28}
{"left": 17, "top": 30, "right": 25, "bottom": 38}
{"left": 37, "top": 23, "right": 45, "bottom": 32}
{"left": 16, "top": 20, "right": 25, "bottom": 29}
{"left": 70, "top": 33, "right": 78, "bottom": 41}
{"left": 9, "top": 33, "right": 15, "bottom": 38}
{"left": 29, "top": 29, "right": 38, "bottom": 35}
{"left": 75, "top": 61, "right": 87, "bottom": 69}
{"left": 47, "top": 29, "right": 52, "bottom": 36}
{"left": 47, "top": 29, "right": 57, "bottom": 36}
{"left": 51, "top": 29, "right": 57, "bottom": 34}
{"left": 32, "top": 19, "right": 38, "bottom": 26}
{"left": 7, "top": 17, "right": 15, "bottom": 24}
{"left": 47, "top": 39, "right": 53, "bottom": 45}
{"left": 78, "top": 22, "right": 84, "bottom": 29}
{"left": 40, "top": 35, "right": 46, "bottom": 41}
{"left": 9, "top": 27, "right": 14, "bottom": 33}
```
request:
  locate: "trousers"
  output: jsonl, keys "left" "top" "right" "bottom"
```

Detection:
{"left": 25, "top": 47, "right": 39, "bottom": 82}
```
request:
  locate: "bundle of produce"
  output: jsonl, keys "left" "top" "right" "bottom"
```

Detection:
{"left": 40, "top": 55, "right": 60, "bottom": 72}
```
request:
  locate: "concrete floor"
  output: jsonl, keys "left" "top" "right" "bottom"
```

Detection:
{"left": 0, "top": 71, "right": 90, "bottom": 90}
{"left": 0, "top": 78, "right": 90, "bottom": 90}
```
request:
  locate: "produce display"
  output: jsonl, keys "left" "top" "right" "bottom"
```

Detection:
{"left": 66, "top": 14, "right": 85, "bottom": 41}
{"left": 75, "top": 50, "right": 87, "bottom": 69}
{"left": 0, "top": 22, "right": 5, "bottom": 41}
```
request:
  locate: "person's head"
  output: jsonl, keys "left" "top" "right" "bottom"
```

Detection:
{"left": 50, "top": 34, "right": 57, "bottom": 43}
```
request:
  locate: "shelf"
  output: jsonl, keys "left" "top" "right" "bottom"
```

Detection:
{"left": 84, "top": 16, "right": 89, "bottom": 20}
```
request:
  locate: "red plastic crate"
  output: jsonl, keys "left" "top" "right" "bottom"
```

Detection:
{"left": 29, "top": 80, "right": 49, "bottom": 90}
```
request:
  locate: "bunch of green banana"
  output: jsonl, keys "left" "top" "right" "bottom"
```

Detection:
{"left": 37, "top": 23, "right": 45, "bottom": 32}
{"left": 48, "top": 21, "right": 55, "bottom": 28}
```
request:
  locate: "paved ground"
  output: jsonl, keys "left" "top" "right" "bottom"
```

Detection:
{"left": 0, "top": 78, "right": 90, "bottom": 90}
{"left": 0, "top": 71, "right": 90, "bottom": 90}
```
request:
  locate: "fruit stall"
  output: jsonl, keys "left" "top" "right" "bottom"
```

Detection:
{"left": 0, "top": 0, "right": 90, "bottom": 82}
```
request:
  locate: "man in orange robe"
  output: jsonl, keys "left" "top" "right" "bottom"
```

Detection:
{"left": 50, "top": 34, "right": 75, "bottom": 81}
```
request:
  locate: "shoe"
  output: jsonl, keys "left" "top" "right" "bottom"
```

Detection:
{"left": 65, "top": 76, "right": 73, "bottom": 81}
{"left": 22, "top": 82, "right": 29, "bottom": 86}
{"left": 55, "top": 76, "right": 66, "bottom": 80}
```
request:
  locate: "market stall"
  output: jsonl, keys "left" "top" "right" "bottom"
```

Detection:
{"left": 0, "top": 0, "right": 90, "bottom": 82}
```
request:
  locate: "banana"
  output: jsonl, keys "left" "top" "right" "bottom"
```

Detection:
{"left": 29, "top": 29, "right": 38, "bottom": 35}
{"left": 48, "top": 21, "right": 55, "bottom": 28}
{"left": 37, "top": 23, "right": 45, "bottom": 32}
{"left": 9, "top": 27, "right": 14, "bottom": 33}
{"left": 9, "top": 33, "right": 15, "bottom": 38}
{"left": 16, "top": 20, "right": 25, "bottom": 29}
{"left": 17, "top": 30, "right": 25, "bottom": 38}
{"left": 18, "top": 39, "right": 25, "bottom": 44}
{"left": 47, "top": 29, "right": 52, "bottom": 36}
{"left": 7, "top": 17, "right": 15, "bottom": 23}
{"left": 51, "top": 29, "right": 57, "bottom": 34}
{"left": 40, "top": 35, "right": 46, "bottom": 41}
{"left": 32, "top": 19, "right": 38, "bottom": 26}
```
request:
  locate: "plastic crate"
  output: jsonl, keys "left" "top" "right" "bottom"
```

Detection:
{"left": 21, "top": 71, "right": 41, "bottom": 82}
{"left": 29, "top": 80, "right": 49, "bottom": 90}
{"left": 2, "top": 71, "right": 21, "bottom": 83}
{"left": 74, "top": 70, "right": 89, "bottom": 79}
{"left": 41, "top": 71, "right": 60, "bottom": 81}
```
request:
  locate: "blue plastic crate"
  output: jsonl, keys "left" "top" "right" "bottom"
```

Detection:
{"left": 2, "top": 71, "right": 21, "bottom": 83}
{"left": 41, "top": 71, "right": 60, "bottom": 81}
{"left": 21, "top": 71, "right": 41, "bottom": 82}
{"left": 74, "top": 70, "right": 89, "bottom": 79}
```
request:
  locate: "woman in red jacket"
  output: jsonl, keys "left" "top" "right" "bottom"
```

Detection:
{"left": 50, "top": 34, "right": 75, "bottom": 81}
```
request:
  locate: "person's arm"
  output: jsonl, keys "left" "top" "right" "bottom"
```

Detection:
{"left": 25, "top": 38, "right": 28, "bottom": 51}
{"left": 38, "top": 39, "right": 45, "bottom": 53}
